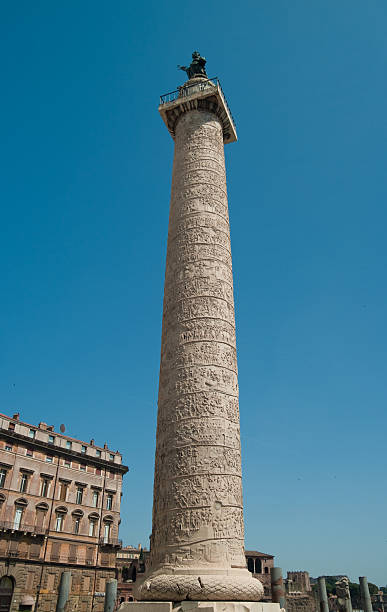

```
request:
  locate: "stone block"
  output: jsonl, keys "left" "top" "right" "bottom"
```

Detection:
{"left": 118, "top": 603, "right": 280, "bottom": 612}
{"left": 118, "top": 603, "right": 173, "bottom": 612}
{"left": 180, "top": 603, "right": 280, "bottom": 612}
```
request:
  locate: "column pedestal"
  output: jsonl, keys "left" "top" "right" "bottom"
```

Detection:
{"left": 119, "top": 602, "right": 281, "bottom": 612}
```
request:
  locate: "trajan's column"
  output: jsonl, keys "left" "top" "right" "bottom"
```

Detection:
{"left": 135, "top": 53, "right": 266, "bottom": 605}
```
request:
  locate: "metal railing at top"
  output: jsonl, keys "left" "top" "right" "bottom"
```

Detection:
{"left": 160, "top": 77, "right": 236, "bottom": 129}
{"left": 160, "top": 76, "right": 219, "bottom": 104}
{"left": 0, "top": 520, "right": 47, "bottom": 535}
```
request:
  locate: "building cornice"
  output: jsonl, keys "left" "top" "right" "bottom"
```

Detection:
{"left": 0, "top": 429, "right": 129, "bottom": 474}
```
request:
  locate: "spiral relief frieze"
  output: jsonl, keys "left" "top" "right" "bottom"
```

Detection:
{"left": 136, "top": 105, "right": 263, "bottom": 601}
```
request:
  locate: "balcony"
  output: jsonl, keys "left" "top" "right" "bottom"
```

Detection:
{"left": 159, "top": 77, "right": 237, "bottom": 144}
{"left": 99, "top": 537, "right": 122, "bottom": 549}
{"left": 0, "top": 520, "right": 47, "bottom": 536}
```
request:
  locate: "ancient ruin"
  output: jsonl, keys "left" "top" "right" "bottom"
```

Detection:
{"left": 134, "top": 54, "right": 264, "bottom": 603}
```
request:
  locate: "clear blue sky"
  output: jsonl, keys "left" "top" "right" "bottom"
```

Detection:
{"left": 1, "top": 0, "right": 386, "bottom": 587}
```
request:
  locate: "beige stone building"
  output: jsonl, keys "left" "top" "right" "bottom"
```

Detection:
{"left": 245, "top": 550, "right": 275, "bottom": 600}
{"left": 116, "top": 545, "right": 149, "bottom": 604}
{"left": 0, "top": 412, "right": 128, "bottom": 611}
{"left": 285, "top": 571, "right": 317, "bottom": 612}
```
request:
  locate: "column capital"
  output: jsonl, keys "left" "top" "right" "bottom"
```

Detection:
{"left": 159, "top": 77, "right": 237, "bottom": 144}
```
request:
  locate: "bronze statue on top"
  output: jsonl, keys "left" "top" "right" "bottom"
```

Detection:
{"left": 178, "top": 51, "right": 207, "bottom": 80}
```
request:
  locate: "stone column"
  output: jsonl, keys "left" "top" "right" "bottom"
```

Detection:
{"left": 55, "top": 571, "right": 71, "bottom": 612}
{"left": 359, "top": 577, "right": 373, "bottom": 612}
{"left": 135, "top": 79, "right": 263, "bottom": 602}
{"left": 318, "top": 577, "right": 329, "bottom": 612}
{"left": 104, "top": 579, "right": 118, "bottom": 612}
{"left": 271, "top": 568, "right": 286, "bottom": 609}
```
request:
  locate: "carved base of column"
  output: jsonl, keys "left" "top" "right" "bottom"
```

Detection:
{"left": 119, "top": 601, "right": 280, "bottom": 612}
{"left": 133, "top": 569, "right": 264, "bottom": 602}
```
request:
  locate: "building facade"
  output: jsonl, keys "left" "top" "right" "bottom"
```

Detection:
{"left": 0, "top": 412, "right": 128, "bottom": 612}
{"left": 245, "top": 550, "right": 275, "bottom": 600}
{"left": 285, "top": 571, "right": 317, "bottom": 612}
{"left": 116, "top": 546, "right": 148, "bottom": 605}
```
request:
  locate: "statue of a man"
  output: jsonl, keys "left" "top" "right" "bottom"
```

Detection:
{"left": 178, "top": 51, "right": 207, "bottom": 80}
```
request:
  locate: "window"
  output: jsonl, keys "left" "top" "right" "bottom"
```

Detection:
{"left": 81, "top": 445, "right": 86, "bottom": 454}
{"left": 66, "top": 441, "right": 72, "bottom": 450}
{"left": 80, "top": 464, "right": 86, "bottom": 472}
{"left": 26, "top": 448, "right": 33, "bottom": 457}
{"left": 74, "top": 517, "right": 81, "bottom": 534}
{"left": 5, "top": 445, "right": 12, "bottom": 452}
{"left": 76, "top": 487, "right": 84, "bottom": 504}
{"left": 48, "top": 435, "right": 55, "bottom": 444}
{"left": 40, "top": 478, "right": 50, "bottom": 497}
{"left": 95, "top": 468, "right": 101, "bottom": 476}
{"left": 20, "top": 474, "right": 28, "bottom": 493}
{"left": 59, "top": 482, "right": 68, "bottom": 502}
{"left": 64, "top": 460, "right": 71, "bottom": 468}
{"left": 109, "top": 454, "right": 114, "bottom": 461}
{"left": 8, "top": 422, "right": 15, "bottom": 431}
{"left": 28, "top": 429, "right": 35, "bottom": 439}
{"left": 106, "top": 494, "right": 113, "bottom": 511}
{"left": 14, "top": 507, "right": 23, "bottom": 530}
{"left": 0, "top": 470, "right": 6, "bottom": 488}
{"left": 88, "top": 519, "right": 97, "bottom": 537}
{"left": 35, "top": 504, "right": 48, "bottom": 529}
{"left": 55, "top": 514, "right": 64, "bottom": 532}
{"left": 45, "top": 456, "right": 53, "bottom": 463}
{"left": 103, "top": 523, "right": 111, "bottom": 543}
{"left": 92, "top": 491, "right": 99, "bottom": 508}
{"left": 96, "top": 450, "right": 101, "bottom": 458}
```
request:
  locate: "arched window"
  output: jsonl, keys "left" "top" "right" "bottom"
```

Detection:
{"left": 72, "top": 509, "right": 83, "bottom": 534}
{"left": 102, "top": 515, "right": 113, "bottom": 543}
{"left": 264, "top": 566, "right": 269, "bottom": 574}
{"left": 55, "top": 506, "right": 68, "bottom": 532}
{"left": 255, "top": 559, "right": 262, "bottom": 573}
{"left": 0, "top": 576, "right": 14, "bottom": 612}
{"left": 247, "top": 558, "right": 254, "bottom": 573}
{"left": 14, "top": 498, "right": 28, "bottom": 530}
{"left": 35, "top": 502, "right": 49, "bottom": 531}
{"left": 88, "top": 512, "right": 99, "bottom": 537}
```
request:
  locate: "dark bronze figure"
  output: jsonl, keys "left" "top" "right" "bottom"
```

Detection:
{"left": 178, "top": 51, "right": 207, "bottom": 79}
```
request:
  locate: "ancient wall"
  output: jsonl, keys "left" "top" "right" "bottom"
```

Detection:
{"left": 0, "top": 561, "right": 115, "bottom": 612}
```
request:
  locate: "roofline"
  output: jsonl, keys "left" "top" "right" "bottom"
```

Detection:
{"left": 0, "top": 416, "right": 129, "bottom": 475}
{"left": 245, "top": 553, "right": 274, "bottom": 557}
{"left": 0, "top": 412, "right": 120, "bottom": 455}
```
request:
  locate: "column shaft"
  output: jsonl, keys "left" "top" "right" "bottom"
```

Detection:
{"left": 136, "top": 103, "right": 263, "bottom": 602}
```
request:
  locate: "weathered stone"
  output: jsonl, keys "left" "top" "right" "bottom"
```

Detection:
{"left": 135, "top": 79, "right": 263, "bottom": 602}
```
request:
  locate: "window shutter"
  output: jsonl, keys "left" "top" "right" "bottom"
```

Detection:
{"left": 51, "top": 541, "right": 60, "bottom": 561}
{"left": 69, "top": 544, "right": 77, "bottom": 562}
{"left": 30, "top": 543, "right": 41, "bottom": 559}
